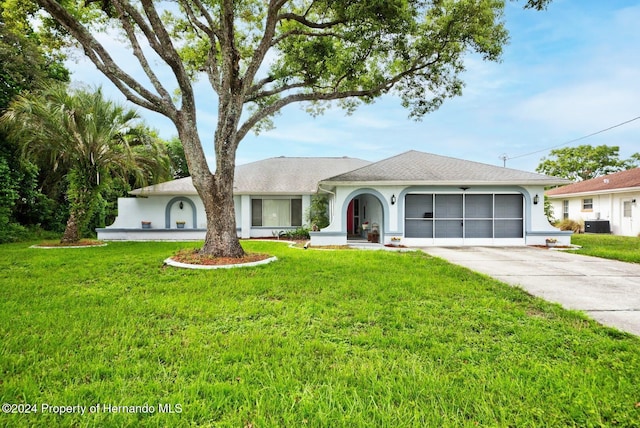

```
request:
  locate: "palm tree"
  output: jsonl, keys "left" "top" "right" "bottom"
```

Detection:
{"left": 1, "top": 84, "right": 170, "bottom": 243}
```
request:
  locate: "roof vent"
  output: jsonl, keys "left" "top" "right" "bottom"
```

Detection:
{"left": 603, "top": 178, "right": 609, "bottom": 184}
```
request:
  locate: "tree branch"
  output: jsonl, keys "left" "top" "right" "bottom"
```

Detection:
{"left": 241, "top": 0, "right": 286, "bottom": 95}
{"left": 110, "top": 1, "right": 174, "bottom": 109}
{"left": 177, "top": 0, "right": 223, "bottom": 93}
{"left": 138, "top": 0, "right": 195, "bottom": 113}
{"left": 277, "top": 12, "right": 346, "bottom": 29}
{"left": 36, "top": 0, "right": 173, "bottom": 118}
{"left": 270, "top": 28, "right": 343, "bottom": 47}
{"left": 237, "top": 57, "right": 439, "bottom": 143}
{"left": 205, "top": 47, "right": 222, "bottom": 94}
{"left": 246, "top": 75, "right": 276, "bottom": 98}
{"left": 237, "top": 85, "right": 389, "bottom": 144}
{"left": 246, "top": 82, "right": 310, "bottom": 103}
{"left": 179, "top": 0, "right": 219, "bottom": 39}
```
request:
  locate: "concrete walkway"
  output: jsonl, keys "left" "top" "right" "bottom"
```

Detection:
{"left": 420, "top": 246, "right": 640, "bottom": 336}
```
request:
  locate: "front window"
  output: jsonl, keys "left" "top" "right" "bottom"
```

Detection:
{"left": 251, "top": 198, "right": 302, "bottom": 227}
{"left": 563, "top": 200, "right": 569, "bottom": 219}
{"left": 582, "top": 198, "right": 593, "bottom": 211}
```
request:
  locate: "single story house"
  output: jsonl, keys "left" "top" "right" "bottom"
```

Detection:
{"left": 98, "top": 150, "right": 572, "bottom": 246}
{"left": 546, "top": 168, "right": 640, "bottom": 236}
{"left": 98, "top": 155, "right": 370, "bottom": 241}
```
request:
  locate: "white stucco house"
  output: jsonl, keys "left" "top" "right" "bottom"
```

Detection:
{"left": 546, "top": 168, "right": 640, "bottom": 237}
{"left": 97, "top": 150, "right": 572, "bottom": 246}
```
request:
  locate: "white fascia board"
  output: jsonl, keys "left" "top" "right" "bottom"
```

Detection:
{"left": 319, "top": 180, "right": 566, "bottom": 187}
{"left": 233, "top": 191, "right": 315, "bottom": 196}
{"left": 546, "top": 187, "right": 640, "bottom": 199}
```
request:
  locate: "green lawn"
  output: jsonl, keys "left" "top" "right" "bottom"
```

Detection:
{"left": 571, "top": 234, "right": 640, "bottom": 264}
{"left": 1, "top": 240, "right": 639, "bottom": 427}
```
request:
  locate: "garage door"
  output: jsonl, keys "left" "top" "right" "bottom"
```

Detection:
{"left": 405, "top": 194, "right": 523, "bottom": 239}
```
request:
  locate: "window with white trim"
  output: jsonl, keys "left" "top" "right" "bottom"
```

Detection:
{"left": 251, "top": 198, "right": 302, "bottom": 227}
{"left": 582, "top": 198, "right": 593, "bottom": 211}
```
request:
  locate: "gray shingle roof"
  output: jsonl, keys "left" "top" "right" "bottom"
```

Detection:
{"left": 322, "top": 150, "right": 570, "bottom": 186}
{"left": 233, "top": 156, "right": 371, "bottom": 194}
{"left": 130, "top": 156, "right": 371, "bottom": 196}
{"left": 130, "top": 150, "right": 569, "bottom": 196}
{"left": 130, "top": 176, "right": 198, "bottom": 196}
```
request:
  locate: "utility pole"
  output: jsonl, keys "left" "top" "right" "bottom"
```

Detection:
{"left": 499, "top": 153, "right": 508, "bottom": 168}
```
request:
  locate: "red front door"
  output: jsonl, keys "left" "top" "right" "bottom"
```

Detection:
{"left": 347, "top": 200, "right": 354, "bottom": 235}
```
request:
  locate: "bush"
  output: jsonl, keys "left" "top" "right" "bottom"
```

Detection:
{"left": 0, "top": 223, "right": 60, "bottom": 244}
{"left": 306, "top": 194, "right": 330, "bottom": 229}
{"left": 0, "top": 220, "right": 27, "bottom": 243}
{"left": 282, "top": 227, "right": 311, "bottom": 240}
{"left": 555, "top": 218, "right": 583, "bottom": 233}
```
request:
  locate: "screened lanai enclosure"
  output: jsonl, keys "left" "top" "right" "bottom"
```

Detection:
{"left": 404, "top": 193, "right": 524, "bottom": 239}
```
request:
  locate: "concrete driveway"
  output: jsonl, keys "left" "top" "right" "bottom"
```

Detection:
{"left": 420, "top": 246, "right": 640, "bottom": 336}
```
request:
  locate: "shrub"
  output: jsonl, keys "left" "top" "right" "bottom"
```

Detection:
{"left": 306, "top": 194, "right": 330, "bottom": 229}
{"left": 282, "top": 227, "right": 311, "bottom": 240}
{"left": 0, "top": 220, "right": 27, "bottom": 243}
{"left": 556, "top": 218, "right": 583, "bottom": 233}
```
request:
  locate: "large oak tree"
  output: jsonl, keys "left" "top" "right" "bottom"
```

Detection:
{"left": 34, "top": 0, "right": 550, "bottom": 257}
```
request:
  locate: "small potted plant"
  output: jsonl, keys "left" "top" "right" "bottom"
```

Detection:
{"left": 176, "top": 220, "right": 186, "bottom": 229}
{"left": 141, "top": 221, "right": 151, "bottom": 229}
{"left": 545, "top": 238, "right": 558, "bottom": 248}
{"left": 390, "top": 236, "right": 402, "bottom": 247}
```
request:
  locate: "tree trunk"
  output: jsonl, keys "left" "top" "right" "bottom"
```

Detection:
{"left": 176, "top": 113, "right": 245, "bottom": 258}
{"left": 199, "top": 169, "right": 245, "bottom": 258}
{"left": 61, "top": 210, "right": 81, "bottom": 243}
{"left": 61, "top": 182, "right": 95, "bottom": 244}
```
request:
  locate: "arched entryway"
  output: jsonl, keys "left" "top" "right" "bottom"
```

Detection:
{"left": 344, "top": 190, "right": 385, "bottom": 243}
{"left": 165, "top": 197, "right": 197, "bottom": 229}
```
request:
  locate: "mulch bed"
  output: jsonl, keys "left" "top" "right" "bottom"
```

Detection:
{"left": 32, "top": 239, "right": 106, "bottom": 248}
{"left": 530, "top": 245, "right": 574, "bottom": 249}
{"left": 171, "top": 248, "right": 272, "bottom": 266}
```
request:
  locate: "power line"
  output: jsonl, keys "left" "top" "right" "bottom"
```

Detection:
{"left": 503, "top": 115, "right": 640, "bottom": 164}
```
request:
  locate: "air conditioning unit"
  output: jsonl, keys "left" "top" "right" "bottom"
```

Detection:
{"left": 584, "top": 220, "right": 610, "bottom": 234}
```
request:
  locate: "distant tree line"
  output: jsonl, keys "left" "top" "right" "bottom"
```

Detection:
{"left": 536, "top": 145, "right": 640, "bottom": 182}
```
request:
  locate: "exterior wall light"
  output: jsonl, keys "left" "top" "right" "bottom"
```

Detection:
{"left": 391, "top": 194, "right": 396, "bottom": 205}
{"left": 179, "top": 201, "right": 184, "bottom": 209}
{"left": 533, "top": 194, "right": 539, "bottom": 205}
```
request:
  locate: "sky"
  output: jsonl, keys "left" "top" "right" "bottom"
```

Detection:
{"left": 65, "top": 0, "right": 640, "bottom": 173}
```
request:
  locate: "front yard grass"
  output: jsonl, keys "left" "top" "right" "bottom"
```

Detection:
{"left": 571, "top": 234, "right": 640, "bottom": 264}
{"left": 1, "top": 240, "right": 639, "bottom": 427}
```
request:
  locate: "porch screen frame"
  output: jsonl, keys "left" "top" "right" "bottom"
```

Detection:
{"left": 404, "top": 193, "right": 524, "bottom": 239}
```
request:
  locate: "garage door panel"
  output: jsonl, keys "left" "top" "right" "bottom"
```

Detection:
{"left": 406, "top": 219, "right": 433, "bottom": 238}
{"left": 405, "top": 194, "right": 433, "bottom": 218}
{"left": 465, "top": 194, "right": 493, "bottom": 218}
{"left": 495, "top": 220, "right": 524, "bottom": 238}
{"left": 466, "top": 220, "right": 493, "bottom": 238}
{"left": 435, "top": 194, "right": 462, "bottom": 218}
{"left": 495, "top": 194, "right": 523, "bottom": 218}
{"left": 435, "top": 220, "right": 463, "bottom": 238}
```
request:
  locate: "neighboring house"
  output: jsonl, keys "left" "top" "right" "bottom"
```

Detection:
{"left": 98, "top": 150, "right": 572, "bottom": 246}
{"left": 546, "top": 168, "right": 640, "bottom": 237}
